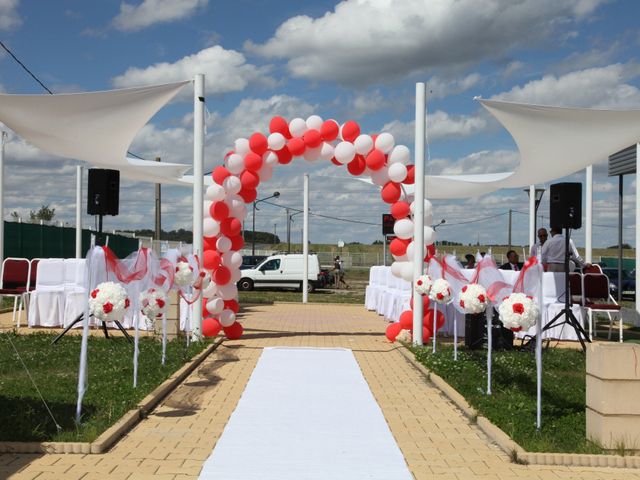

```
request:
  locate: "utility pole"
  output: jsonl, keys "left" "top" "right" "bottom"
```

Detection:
{"left": 507, "top": 209, "right": 512, "bottom": 251}
{"left": 155, "top": 157, "right": 161, "bottom": 243}
{"left": 286, "top": 208, "right": 290, "bottom": 253}
{"left": 273, "top": 223, "right": 277, "bottom": 244}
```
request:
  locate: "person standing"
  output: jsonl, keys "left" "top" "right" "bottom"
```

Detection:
{"left": 530, "top": 228, "right": 548, "bottom": 258}
{"left": 541, "top": 226, "right": 590, "bottom": 272}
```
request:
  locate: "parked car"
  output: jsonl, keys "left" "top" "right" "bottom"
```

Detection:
{"left": 237, "top": 254, "right": 320, "bottom": 292}
{"left": 240, "top": 255, "right": 267, "bottom": 270}
{"left": 600, "top": 267, "right": 635, "bottom": 300}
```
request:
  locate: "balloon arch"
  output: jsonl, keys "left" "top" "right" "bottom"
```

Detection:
{"left": 199, "top": 115, "right": 437, "bottom": 339}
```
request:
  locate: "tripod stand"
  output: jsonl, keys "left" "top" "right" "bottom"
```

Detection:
{"left": 541, "top": 228, "right": 590, "bottom": 351}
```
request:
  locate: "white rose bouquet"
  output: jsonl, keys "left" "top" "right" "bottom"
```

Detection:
{"left": 174, "top": 261, "right": 195, "bottom": 288}
{"left": 429, "top": 278, "right": 451, "bottom": 304}
{"left": 459, "top": 283, "right": 488, "bottom": 314}
{"left": 414, "top": 274, "right": 433, "bottom": 296}
{"left": 139, "top": 288, "right": 169, "bottom": 322}
{"left": 88, "top": 281, "right": 130, "bottom": 322}
{"left": 498, "top": 292, "right": 539, "bottom": 331}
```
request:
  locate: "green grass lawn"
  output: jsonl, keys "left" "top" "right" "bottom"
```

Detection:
{"left": 410, "top": 344, "right": 603, "bottom": 454}
{"left": 0, "top": 332, "right": 208, "bottom": 442}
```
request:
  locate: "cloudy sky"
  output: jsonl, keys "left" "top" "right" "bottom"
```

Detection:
{"left": 1, "top": 0, "right": 639, "bottom": 248}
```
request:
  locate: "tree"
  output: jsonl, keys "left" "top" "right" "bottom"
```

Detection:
{"left": 372, "top": 240, "right": 383, "bottom": 245}
{"left": 29, "top": 204, "right": 55, "bottom": 222}
{"left": 10, "top": 211, "right": 20, "bottom": 221}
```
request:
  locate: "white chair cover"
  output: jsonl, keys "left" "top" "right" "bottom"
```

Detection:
{"left": 28, "top": 259, "right": 65, "bottom": 327}
{"left": 63, "top": 259, "right": 89, "bottom": 328}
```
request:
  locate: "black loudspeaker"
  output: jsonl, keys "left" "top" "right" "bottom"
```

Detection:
{"left": 87, "top": 169, "right": 120, "bottom": 216}
{"left": 550, "top": 182, "right": 581, "bottom": 229}
{"left": 465, "top": 313, "right": 485, "bottom": 350}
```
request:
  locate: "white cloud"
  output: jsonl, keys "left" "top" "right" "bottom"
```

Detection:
{"left": 502, "top": 61, "right": 524, "bottom": 77}
{"left": 433, "top": 150, "right": 520, "bottom": 175}
{"left": 0, "top": 0, "right": 21, "bottom": 30}
{"left": 427, "top": 73, "right": 484, "bottom": 99}
{"left": 112, "top": 0, "right": 208, "bottom": 31}
{"left": 246, "top": 0, "right": 605, "bottom": 84}
{"left": 381, "top": 110, "right": 489, "bottom": 144}
{"left": 112, "top": 45, "right": 273, "bottom": 95}
{"left": 493, "top": 63, "right": 640, "bottom": 108}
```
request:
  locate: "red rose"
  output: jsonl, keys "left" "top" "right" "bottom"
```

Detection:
{"left": 417, "top": 280, "right": 422, "bottom": 286}
{"left": 103, "top": 302, "right": 113, "bottom": 314}
{"left": 512, "top": 303, "right": 524, "bottom": 314}
{"left": 124, "top": 298, "right": 130, "bottom": 309}
{"left": 91, "top": 289, "right": 99, "bottom": 298}
{"left": 200, "top": 271, "right": 206, "bottom": 278}
{"left": 478, "top": 294, "right": 485, "bottom": 303}
{"left": 511, "top": 327, "right": 523, "bottom": 332}
{"left": 189, "top": 266, "right": 194, "bottom": 271}
{"left": 437, "top": 292, "right": 444, "bottom": 300}
{"left": 462, "top": 285, "right": 467, "bottom": 293}
{"left": 175, "top": 266, "right": 180, "bottom": 272}
{"left": 156, "top": 298, "right": 165, "bottom": 308}
{"left": 460, "top": 300, "right": 465, "bottom": 308}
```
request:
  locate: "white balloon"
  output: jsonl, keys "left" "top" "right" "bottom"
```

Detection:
{"left": 289, "top": 117, "right": 307, "bottom": 137}
{"left": 303, "top": 145, "right": 322, "bottom": 161}
{"left": 231, "top": 204, "right": 248, "bottom": 220}
{"left": 370, "top": 166, "right": 390, "bottom": 186}
{"left": 394, "top": 218, "right": 414, "bottom": 239}
{"left": 258, "top": 164, "right": 273, "bottom": 181}
{"left": 390, "top": 261, "right": 404, "bottom": 278}
{"left": 230, "top": 267, "right": 242, "bottom": 283}
{"left": 226, "top": 153, "right": 245, "bottom": 174}
{"left": 387, "top": 162, "right": 408, "bottom": 183}
{"left": 203, "top": 200, "right": 213, "bottom": 218}
{"left": 205, "top": 183, "right": 226, "bottom": 202}
{"left": 424, "top": 226, "right": 436, "bottom": 246}
{"left": 375, "top": 132, "right": 395, "bottom": 154}
{"left": 263, "top": 150, "right": 279, "bottom": 167}
{"left": 424, "top": 212, "right": 433, "bottom": 227}
{"left": 217, "top": 236, "right": 232, "bottom": 253}
{"left": 388, "top": 145, "right": 410, "bottom": 165}
{"left": 354, "top": 134, "right": 374, "bottom": 155}
{"left": 410, "top": 199, "right": 433, "bottom": 218}
{"left": 406, "top": 241, "right": 428, "bottom": 260}
{"left": 202, "top": 282, "right": 218, "bottom": 298}
{"left": 219, "top": 309, "right": 236, "bottom": 327}
{"left": 267, "top": 132, "right": 286, "bottom": 151}
{"left": 306, "top": 115, "right": 323, "bottom": 131}
{"left": 400, "top": 261, "right": 414, "bottom": 282}
{"left": 223, "top": 175, "right": 241, "bottom": 195}
{"left": 392, "top": 254, "right": 408, "bottom": 262}
{"left": 319, "top": 142, "right": 335, "bottom": 161}
{"left": 217, "top": 283, "right": 237, "bottom": 300}
{"left": 333, "top": 141, "right": 356, "bottom": 164}
{"left": 234, "top": 138, "right": 250, "bottom": 155}
{"left": 206, "top": 297, "right": 224, "bottom": 315}
{"left": 203, "top": 218, "right": 220, "bottom": 237}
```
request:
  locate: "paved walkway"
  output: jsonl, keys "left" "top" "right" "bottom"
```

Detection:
{"left": 2, "top": 303, "right": 640, "bottom": 479}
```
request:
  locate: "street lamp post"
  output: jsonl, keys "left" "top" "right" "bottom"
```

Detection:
{"left": 288, "top": 209, "right": 305, "bottom": 253}
{"left": 252, "top": 191, "right": 280, "bottom": 255}
{"left": 524, "top": 188, "right": 546, "bottom": 236}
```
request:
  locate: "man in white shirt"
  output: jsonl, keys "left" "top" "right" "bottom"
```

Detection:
{"left": 541, "top": 227, "right": 589, "bottom": 272}
{"left": 530, "top": 228, "right": 548, "bottom": 258}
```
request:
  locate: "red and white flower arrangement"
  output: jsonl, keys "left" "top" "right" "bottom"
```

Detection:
{"left": 88, "top": 281, "right": 130, "bottom": 322}
{"left": 429, "top": 278, "right": 451, "bottom": 304}
{"left": 498, "top": 292, "right": 539, "bottom": 331}
{"left": 459, "top": 283, "right": 488, "bottom": 314}
{"left": 139, "top": 288, "right": 169, "bottom": 322}
{"left": 414, "top": 274, "right": 433, "bottom": 296}
{"left": 174, "top": 261, "right": 195, "bottom": 288}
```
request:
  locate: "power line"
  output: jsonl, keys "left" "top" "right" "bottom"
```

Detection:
{"left": 260, "top": 199, "right": 381, "bottom": 226}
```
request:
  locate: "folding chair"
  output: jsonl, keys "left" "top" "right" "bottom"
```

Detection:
{"left": 0, "top": 257, "right": 31, "bottom": 327}
{"left": 27, "top": 259, "right": 65, "bottom": 327}
{"left": 583, "top": 273, "right": 622, "bottom": 342}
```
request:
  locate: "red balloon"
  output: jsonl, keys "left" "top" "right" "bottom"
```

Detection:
{"left": 230, "top": 235, "right": 244, "bottom": 251}
{"left": 276, "top": 146, "right": 293, "bottom": 164}
{"left": 269, "top": 116, "right": 291, "bottom": 139}
{"left": 212, "top": 166, "right": 230, "bottom": 185}
{"left": 381, "top": 182, "right": 401, "bottom": 204}
{"left": 365, "top": 149, "right": 386, "bottom": 171}
{"left": 331, "top": 157, "right": 342, "bottom": 166}
{"left": 410, "top": 294, "right": 431, "bottom": 310}
{"left": 240, "top": 170, "right": 260, "bottom": 190}
{"left": 223, "top": 321, "right": 244, "bottom": 340}
{"left": 303, "top": 129, "right": 322, "bottom": 148}
{"left": 403, "top": 165, "right": 415, "bottom": 184}
{"left": 320, "top": 120, "right": 339, "bottom": 141}
{"left": 341, "top": 120, "right": 360, "bottom": 142}
{"left": 425, "top": 244, "right": 436, "bottom": 260}
{"left": 422, "top": 325, "right": 432, "bottom": 342}
{"left": 221, "top": 218, "right": 242, "bottom": 237}
{"left": 249, "top": 132, "right": 268, "bottom": 155}
{"left": 203, "top": 250, "right": 222, "bottom": 270}
{"left": 244, "top": 152, "right": 263, "bottom": 172}
{"left": 389, "top": 237, "right": 409, "bottom": 257}
{"left": 385, "top": 322, "right": 402, "bottom": 342}
{"left": 224, "top": 299, "right": 239, "bottom": 313}
{"left": 288, "top": 137, "right": 306, "bottom": 156}
{"left": 203, "top": 317, "right": 222, "bottom": 337}
{"left": 424, "top": 308, "right": 445, "bottom": 331}
{"left": 238, "top": 187, "right": 257, "bottom": 203}
{"left": 210, "top": 201, "right": 229, "bottom": 221}
{"left": 203, "top": 237, "right": 217, "bottom": 250}
{"left": 347, "top": 154, "right": 366, "bottom": 176}
{"left": 202, "top": 300, "right": 210, "bottom": 317}
{"left": 214, "top": 265, "right": 231, "bottom": 285}
{"left": 390, "top": 201, "right": 410, "bottom": 219}
{"left": 399, "top": 310, "right": 413, "bottom": 330}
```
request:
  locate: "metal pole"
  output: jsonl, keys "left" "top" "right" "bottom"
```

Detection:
{"left": 303, "top": 174, "right": 309, "bottom": 303}
{"left": 586, "top": 166, "right": 593, "bottom": 263}
{"left": 412, "top": 83, "right": 426, "bottom": 346}
{"left": 383, "top": 235, "right": 386, "bottom": 267}
{"left": 192, "top": 73, "right": 205, "bottom": 339}
{"left": 529, "top": 185, "right": 535, "bottom": 254}
{"left": 618, "top": 174, "right": 623, "bottom": 303}
{"left": 252, "top": 202, "right": 256, "bottom": 255}
{"left": 636, "top": 143, "right": 640, "bottom": 318}
{"left": 75, "top": 165, "right": 82, "bottom": 258}
{"left": 286, "top": 208, "right": 291, "bottom": 253}
{"left": 155, "top": 157, "right": 161, "bottom": 243}
{"left": 507, "top": 209, "right": 512, "bottom": 251}
{"left": 0, "top": 132, "right": 5, "bottom": 266}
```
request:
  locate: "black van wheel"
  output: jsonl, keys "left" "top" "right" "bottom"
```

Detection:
{"left": 238, "top": 278, "right": 254, "bottom": 291}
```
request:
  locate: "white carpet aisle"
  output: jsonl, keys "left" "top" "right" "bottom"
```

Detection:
{"left": 198, "top": 347, "right": 413, "bottom": 479}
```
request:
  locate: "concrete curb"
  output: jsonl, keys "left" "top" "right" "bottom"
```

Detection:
{"left": 0, "top": 337, "right": 224, "bottom": 455}
{"left": 397, "top": 345, "right": 640, "bottom": 468}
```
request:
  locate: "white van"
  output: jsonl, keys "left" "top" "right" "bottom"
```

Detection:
{"left": 237, "top": 254, "right": 320, "bottom": 292}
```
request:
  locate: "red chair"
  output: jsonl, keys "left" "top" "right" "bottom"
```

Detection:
{"left": 0, "top": 257, "right": 31, "bottom": 327}
{"left": 582, "top": 264, "right": 603, "bottom": 274}
{"left": 583, "top": 273, "right": 622, "bottom": 342}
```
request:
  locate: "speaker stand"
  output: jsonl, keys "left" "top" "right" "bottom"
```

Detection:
{"left": 51, "top": 312, "right": 133, "bottom": 345}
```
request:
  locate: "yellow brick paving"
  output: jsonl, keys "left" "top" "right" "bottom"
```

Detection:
{"left": 2, "top": 303, "right": 640, "bottom": 479}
